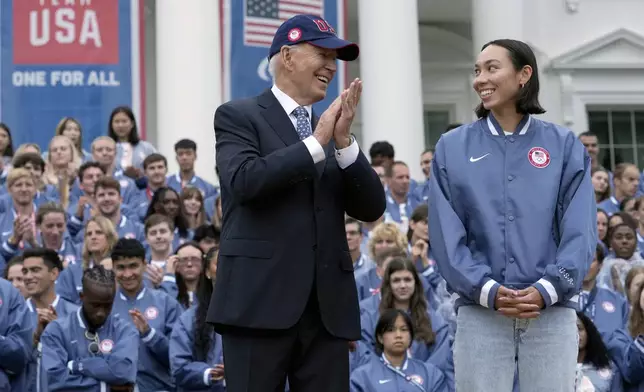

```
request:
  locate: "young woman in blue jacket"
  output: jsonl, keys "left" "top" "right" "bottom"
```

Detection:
{"left": 351, "top": 309, "right": 447, "bottom": 392}
{"left": 429, "top": 39, "right": 596, "bottom": 392}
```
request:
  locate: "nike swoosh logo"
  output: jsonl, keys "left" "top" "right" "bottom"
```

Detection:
{"left": 469, "top": 153, "right": 490, "bottom": 162}
{"left": 379, "top": 380, "right": 392, "bottom": 384}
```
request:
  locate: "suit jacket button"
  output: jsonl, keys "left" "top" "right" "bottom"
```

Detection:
{"left": 315, "top": 207, "right": 323, "bottom": 212}
{"left": 312, "top": 245, "right": 318, "bottom": 250}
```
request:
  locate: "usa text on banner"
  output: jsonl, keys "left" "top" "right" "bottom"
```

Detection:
{"left": 1, "top": 0, "right": 146, "bottom": 151}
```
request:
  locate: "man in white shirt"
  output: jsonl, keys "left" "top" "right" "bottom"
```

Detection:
{"left": 208, "top": 13, "right": 385, "bottom": 392}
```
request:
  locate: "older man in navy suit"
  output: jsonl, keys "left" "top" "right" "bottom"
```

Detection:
{"left": 207, "top": 14, "right": 386, "bottom": 392}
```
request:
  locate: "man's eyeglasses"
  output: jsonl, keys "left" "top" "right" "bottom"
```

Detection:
{"left": 85, "top": 330, "right": 100, "bottom": 355}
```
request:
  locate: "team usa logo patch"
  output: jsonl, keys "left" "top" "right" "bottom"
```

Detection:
{"left": 598, "top": 368, "right": 612, "bottom": 379}
{"left": 287, "top": 28, "right": 302, "bottom": 42}
{"left": 408, "top": 374, "right": 424, "bottom": 385}
{"left": 100, "top": 339, "right": 114, "bottom": 354}
{"left": 527, "top": 147, "right": 550, "bottom": 168}
{"left": 145, "top": 306, "right": 159, "bottom": 320}
{"left": 602, "top": 301, "right": 615, "bottom": 313}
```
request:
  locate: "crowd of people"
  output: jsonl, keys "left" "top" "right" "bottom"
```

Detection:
{"left": 0, "top": 60, "right": 643, "bottom": 392}
{"left": 0, "top": 103, "right": 639, "bottom": 392}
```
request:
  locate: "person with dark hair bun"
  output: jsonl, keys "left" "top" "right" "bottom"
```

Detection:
{"left": 429, "top": 39, "right": 596, "bottom": 391}
{"left": 350, "top": 309, "right": 447, "bottom": 392}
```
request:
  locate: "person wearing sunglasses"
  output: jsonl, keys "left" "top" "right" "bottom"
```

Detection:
{"left": 40, "top": 265, "right": 139, "bottom": 391}
{"left": 110, "top": 238, "right": 183, "bottom": 391}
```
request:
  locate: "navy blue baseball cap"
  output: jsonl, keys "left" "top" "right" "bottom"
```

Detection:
{"left": 268, "top": 14, "right": 359, "bottom": 61}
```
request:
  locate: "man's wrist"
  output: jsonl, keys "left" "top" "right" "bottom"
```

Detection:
{"left": 335, "top": 136, "right": 352, "bottom": 149}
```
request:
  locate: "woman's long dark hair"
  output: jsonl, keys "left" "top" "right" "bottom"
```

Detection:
{"left": 145, "top": 187, "right": 189, "bottom": 238}
{"left": 374, "top": 309, "right": 415, "bottom": 355}
{"left": 379, "top": 258, "right": 435, "bottom": 344}
{"left": 107, "top": 106, "right": 141, "bottom": 145}
{"left": 174, "top": 241, "right": 203, "bottom": 309}
{"left": 193, "top": 246, "right": 219, "bottom": 361}
{"left": 0, "top": 123, "right": 14, "bottom": 157}
{"left": 475, "top": 39, "right": 546, "bottom": 118}
{"left": 577, "top": 312, "right": 610, "bottom": 369}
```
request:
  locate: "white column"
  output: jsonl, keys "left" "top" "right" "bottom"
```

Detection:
{"left": 155, "top": 0, "right": 222, "bottom": 184}
{"left": 472, "top": 0, "right": 525, "bottom": 56}
{"left": 357, "top": 0, "right": 425, "bottom": 180}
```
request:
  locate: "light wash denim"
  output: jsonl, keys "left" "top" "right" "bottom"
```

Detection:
{"left": 454, "top": 305, "right": 578, "bottom": 392}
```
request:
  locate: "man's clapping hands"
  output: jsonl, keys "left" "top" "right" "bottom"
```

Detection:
{"left": 312, "top": 78, "right": 362, "bottom": 148}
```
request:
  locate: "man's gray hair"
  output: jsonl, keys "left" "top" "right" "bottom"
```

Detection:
{"left": 269, "top": 44, "right": 301, "bottom": 82}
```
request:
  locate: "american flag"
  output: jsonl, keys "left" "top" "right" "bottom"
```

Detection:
{"left": 244, "top": 0, "right": 324, "bottom": 47}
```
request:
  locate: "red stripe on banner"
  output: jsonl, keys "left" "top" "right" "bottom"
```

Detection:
{"left": 139, "top": 0, "right": 147, "bottom": 140}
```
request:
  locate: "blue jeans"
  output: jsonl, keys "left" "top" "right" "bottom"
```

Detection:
{"left": 454, "top": 305, "right": 578, "bottom": 392}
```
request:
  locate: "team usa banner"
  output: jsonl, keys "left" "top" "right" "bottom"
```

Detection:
{"left": 222, "top": 0, "right": 348, "bottom": 113}
{"left": 0, "top": 0, "right": 146, "bottom": 150}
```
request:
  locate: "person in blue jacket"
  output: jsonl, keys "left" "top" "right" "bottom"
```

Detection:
{"left": 428, "top": 39, "right": 596, "bottom": 392}
{"left": 351, "top": 309, "right": 447, "bottom": 392}
{"left": 56, "top": 216, "right": 119, "bottom": 305}
{"left": 144, "top": 187, "right": 193, "bottom": 249}
{"left": 110, "top": 238, "right": 183, "bottom": 392}
{"left": 169, "top": 243, "right": 225, "bottom": 391}
{"left": 22, "top": 247, "right": 79, "bottom": 392}
{"left": 359, "top": 257, "right": 454, "bottom": 390}
{"left": 67, "top": 177, "right": 144, "bottom": 243}
{"left": 0, "top": 276, "right": 33, "bottom": 391}
{"left": 579, "top": 245, "right": 629, "bottom": 337}
{"left": 166, "top": 139, "right": 218, "bottom": 199}
{"left": 0, "top": 202, "right": 80, "bottom": 266}
{"left": 40, "top": 265, "right": 139, "bottom": 391}
{"left": 575, "top": 312, "right": 622, "bottom": 392}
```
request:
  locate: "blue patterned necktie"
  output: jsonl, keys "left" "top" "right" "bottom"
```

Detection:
{"left": 292, "top": 106, "right": 311, "bottom": 140}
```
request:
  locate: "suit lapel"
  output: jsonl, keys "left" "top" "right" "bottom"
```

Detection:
{"left": 257, "top": 89, "right": 300, "bottom": 146}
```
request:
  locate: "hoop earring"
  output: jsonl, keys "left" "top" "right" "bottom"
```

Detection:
{"left": 520, "top": 83, "right": 524, "bottom": 89}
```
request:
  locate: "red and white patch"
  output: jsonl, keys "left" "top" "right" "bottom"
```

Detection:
{"left": 119, "top": 179, "right": 130, "bottom": 189}
{"left": 145, "top": 306, "right": 159, "bottom": 320}
{"left": 527, "top": 147, "right": 550, "bottom": 168}
{"left": 598, "top": 368, "right": 612, "bottom": 379}
{"left": 124, "top": 233, "right": 136, "bottom": 239}
{"left": 602, "top": 301, "right": 615, "bottom": 313}
{"left": 99, "top": 339, "right": 114, "bottom": 353}
{"left": 409, "top": 374, "right": 424, "bottom": 385}
{"left": 287, "top": 28, "right": 302, "bottom": 42}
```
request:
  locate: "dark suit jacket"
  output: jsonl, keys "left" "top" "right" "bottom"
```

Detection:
{"left": 207, "top": 89, "right": 386, "bottom": 340}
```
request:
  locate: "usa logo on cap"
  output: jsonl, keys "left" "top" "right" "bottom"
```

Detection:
{"left": 528, "top": 147, "right": 550, "bottom": 168}
{"left": 287, "top": 28, "right": 302, "bottom": 42}
{"left": 100, "top": 339, "right": 114, "bottom": 354}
